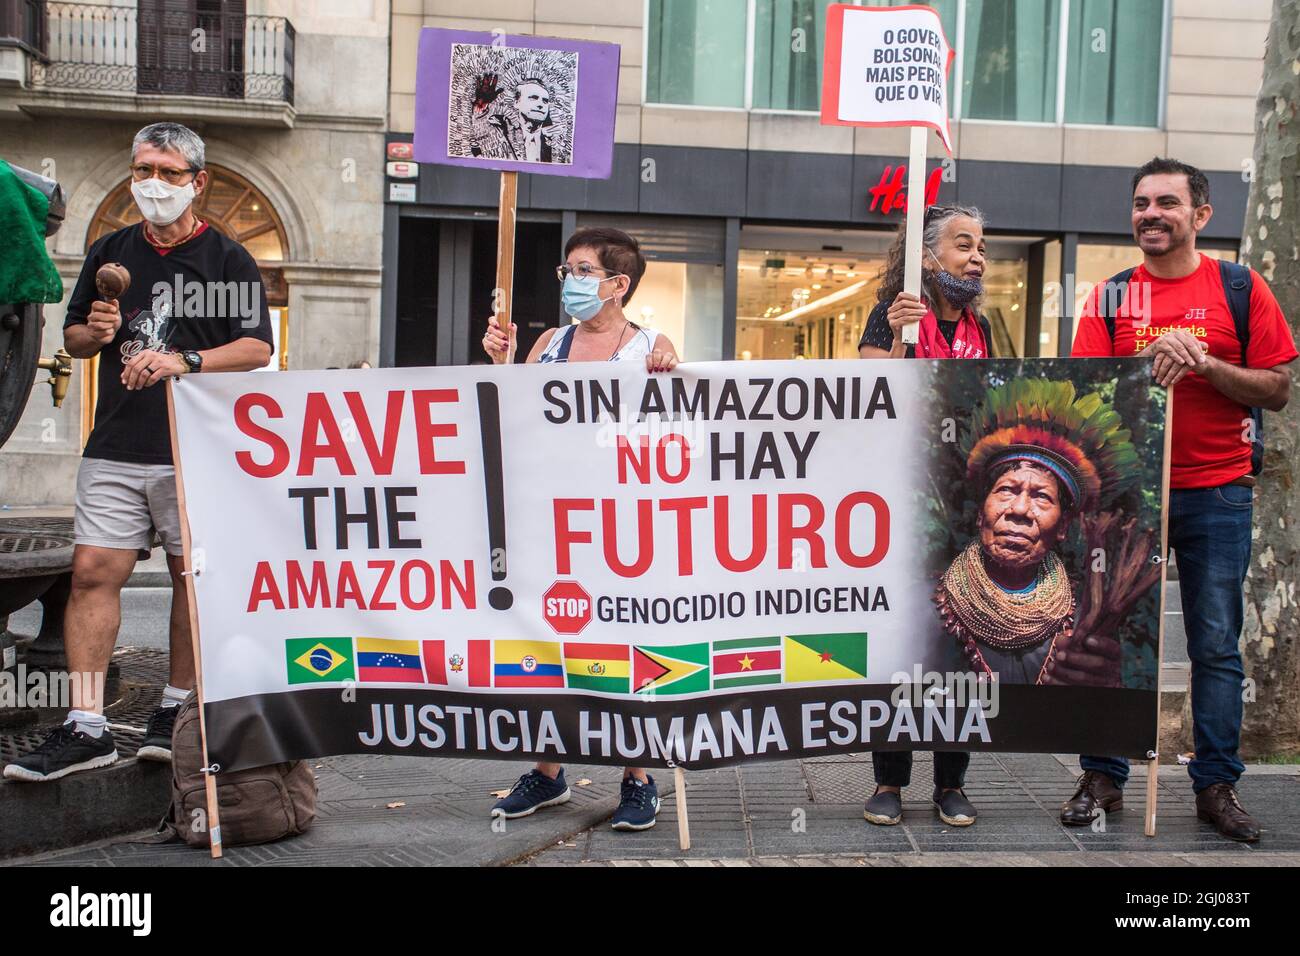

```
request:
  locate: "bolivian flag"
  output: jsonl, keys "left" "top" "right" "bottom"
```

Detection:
{"left": 564, "top": 642, "right": 630, "bottom": 693}
{"left": 286, "top": 638, "right": 355, "bottom": 684}
{"left": 784, "top": 633, "right": 868, "bottom": 683}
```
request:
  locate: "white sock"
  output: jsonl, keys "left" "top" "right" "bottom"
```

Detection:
{"left": 160, "top": 684, "right": 189, "bottom": 708}
{"left": 67, "top": 709, "right": 107, "bottom": 738}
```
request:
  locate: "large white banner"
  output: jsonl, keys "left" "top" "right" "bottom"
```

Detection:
{"left": 171, "top": 359, "right": 1166, "bottom": 771}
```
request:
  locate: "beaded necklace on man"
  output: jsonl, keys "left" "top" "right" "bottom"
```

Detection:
{"left": 144, "top": 217, "right": 203, "bottom": 250}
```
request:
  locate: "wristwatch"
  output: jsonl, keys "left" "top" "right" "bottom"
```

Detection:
{"left": 182, "top": 350, "right": 203, "bottom": 373}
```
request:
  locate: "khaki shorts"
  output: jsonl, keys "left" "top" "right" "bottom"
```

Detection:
{"left": 74, "top": 457, "right": 184, "bottom": 557}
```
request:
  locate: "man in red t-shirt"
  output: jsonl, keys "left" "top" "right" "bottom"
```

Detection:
{"left": 1051, "top": 158, "right": 1296, "bottom": 842}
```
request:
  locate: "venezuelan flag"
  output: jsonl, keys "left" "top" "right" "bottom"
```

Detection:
{"left": 494, "top": 640, "right": 564, "bottom": 688}
{"left": 357, "top": 637, "right": 424, "bottom": 683}
{"left": 564, "top": 642, "right": 630, "bottom": 694}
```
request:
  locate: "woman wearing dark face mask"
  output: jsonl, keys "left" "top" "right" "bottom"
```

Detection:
{"left": 481, "top": 227, "right": 677, "bottom": 833}
{"left": 859, "top": 204, "right": 992, "bottom": 360}
{"left": 856, "top": 204, "right": 992, "bottom": 829}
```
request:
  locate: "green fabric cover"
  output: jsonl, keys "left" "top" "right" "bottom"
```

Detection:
{"left": 0, "top": 158, "right": 65, "bottom": 304}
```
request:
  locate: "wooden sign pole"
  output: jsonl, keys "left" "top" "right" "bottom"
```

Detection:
{"left": 1145, "top": 392, "right": 1176, "bottom": 837}
{"left": 497, "top": 171, "right": 519, "bottom": 363}
{"left": 674, "top": 765, "right": 690, "bottom": 851}
{"left": 166, "top": 380, "right": 224, "bottom": 859}
{"left": 900, "top": 125, "right": 929, "bottom": 346}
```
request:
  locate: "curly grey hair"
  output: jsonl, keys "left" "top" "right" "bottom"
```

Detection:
{"left": 876, "top": 203, "right": 986, "bottom": 308}
{"left": 132, "top": 122, "right": 206, "bottom": 171}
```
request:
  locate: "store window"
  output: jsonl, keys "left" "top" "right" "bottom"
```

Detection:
{"left": 645, "top": 0, "right": 747, "bottom": 108}
{"left": 736, "top": 229, "right": 1033, "bottom": 360}
{"left": 979, "top": 252, "right": 1029, "bottom": 357}
{"left": 735, "top": 233, "right": 890, "bottom": 360}
{"left": 1064, "top": 0, "right": 1162, "bottom": 126}
{"left": 963, "top": 0, "right": 1061, "bottom": 122}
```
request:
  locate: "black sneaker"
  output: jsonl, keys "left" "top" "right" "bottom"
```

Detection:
{"left": 933, "top": 787, "right": 977, "bottom": 827}
{"left": 864, "top": 787, "right": 903, "bottom": 825}
{"left": 611, "top": 775, "right": 660, "bottom": 831}
{"left": 490, "top": 769, "right": 571, "bottom": 819}
{"left": 2, "top": 723, "right": 119, "bottom": 783}
{"left": 136, "top": 705, "right": 179, "bottom": 763}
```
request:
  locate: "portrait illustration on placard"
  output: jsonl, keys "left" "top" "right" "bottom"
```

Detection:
{"left": 446, "top": 42, "right": 577, "bottom": 166}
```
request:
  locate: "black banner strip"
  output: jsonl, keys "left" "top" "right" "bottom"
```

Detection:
{"left": 205, "top": 684, "right": 1158, "bottom": 773}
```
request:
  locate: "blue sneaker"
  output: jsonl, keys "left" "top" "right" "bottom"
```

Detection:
{"left": 491, "top": 769, "right": 571, "bottom": 819}
{"left": 611, "top": 774, "right": 660, "bottom": 831}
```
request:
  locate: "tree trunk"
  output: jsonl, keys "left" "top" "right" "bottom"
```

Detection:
{"left": 1239, "top": 0, "right": 1300, "bottom": 756}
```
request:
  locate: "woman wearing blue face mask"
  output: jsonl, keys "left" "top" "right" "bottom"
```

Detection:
{"left": 481, "top": 227, "right": 678, "bottom": 832}
{"left": 484, "top": 226, "right": 678, "bottom": 372}
{"left": 857, "top": 204, "right": 992, "bottom": 831}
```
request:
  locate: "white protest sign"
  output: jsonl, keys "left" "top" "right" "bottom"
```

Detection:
{"left": 821, "top": 4, "right": 954, "bottom": 153}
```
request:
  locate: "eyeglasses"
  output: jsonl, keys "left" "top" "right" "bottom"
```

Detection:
{"left": 129, "top": 163, "right": 198, "bottom": 185}
{"left": 556, "top": 263, "right": 616, "bottom": 281}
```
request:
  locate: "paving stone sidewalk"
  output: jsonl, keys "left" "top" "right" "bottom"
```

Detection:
{"left": 519, "top": 753, "right": 1298, "bottom": 866}
{"left": 11, "top": 749, "right": 1296, "bottom": 867}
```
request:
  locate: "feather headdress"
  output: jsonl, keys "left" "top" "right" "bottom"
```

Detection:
{"left": 959, "top": 378, "right": 1141, "bottom": 513}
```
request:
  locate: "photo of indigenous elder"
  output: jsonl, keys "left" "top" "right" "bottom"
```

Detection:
{"left": 921, "top": 368, "right": 1166, "bottom": 689}
{"left": 446, "top": 43, "right": 577, "bottom": 165}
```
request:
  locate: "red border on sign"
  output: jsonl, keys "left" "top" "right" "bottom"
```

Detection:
{"left": 820, "top": 3, "right": 956, "bottom": 155}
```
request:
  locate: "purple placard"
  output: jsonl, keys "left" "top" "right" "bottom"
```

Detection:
{"left": 414, "top": 28, "right": 620, "bottom": 179}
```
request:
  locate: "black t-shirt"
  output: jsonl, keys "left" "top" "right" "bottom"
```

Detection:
{"left": 858, "top": 299, "right": 995, "bottom": 359}
{"left": 65, "top": 223, "right": 273, "bottom": 465}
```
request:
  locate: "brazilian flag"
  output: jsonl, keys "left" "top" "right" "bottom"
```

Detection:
{"left": 286, "top": 638, "right": 355, "bottom": 684}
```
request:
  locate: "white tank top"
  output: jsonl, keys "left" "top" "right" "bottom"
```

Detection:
{"left": 537, "top": 322, "right": 659, "bottom": 364}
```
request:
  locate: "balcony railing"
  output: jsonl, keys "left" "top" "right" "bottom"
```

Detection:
{"left": 25, "top": 2, "right": 294, "bottom": 106}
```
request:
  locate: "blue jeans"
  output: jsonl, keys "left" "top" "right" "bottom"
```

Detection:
{"left": 1081, "top": 484, "right": 1252, "bottom": 794}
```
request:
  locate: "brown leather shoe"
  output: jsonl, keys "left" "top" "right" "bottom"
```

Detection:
{"left": 1195, "top": 783, "right": 1260, "bottom": 842}
{"left": 1060, "top": 770, "right": 1124, "bottom": 826}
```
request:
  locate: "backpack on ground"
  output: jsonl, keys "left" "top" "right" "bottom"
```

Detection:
{"left": 1098, "top": 258, "right": 1263, "bottom": 475}
{"left": 165, "top": 692, "right": 316, "bottom": 848}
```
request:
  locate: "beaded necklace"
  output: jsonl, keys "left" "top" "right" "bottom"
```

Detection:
{"left": 936, "top": 541, "right": 1073, "bottom": 652}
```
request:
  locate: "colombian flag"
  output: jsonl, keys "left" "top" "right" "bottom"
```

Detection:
{"left": 494, "top": 640, "right": 564, "bottom": 688}
{"left": 357, "top": 638, "right": 425, "bottom": 683}
{"left": 564, "top": 642, "right": 630, "bottom": 693}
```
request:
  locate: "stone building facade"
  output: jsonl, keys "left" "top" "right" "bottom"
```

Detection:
{"left": 0, "top": 0, "right": 388, "bottom": 506}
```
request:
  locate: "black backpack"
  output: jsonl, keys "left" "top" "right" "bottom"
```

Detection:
{"left": 1098, "top": 258, "right": 1263, "bottom": 475}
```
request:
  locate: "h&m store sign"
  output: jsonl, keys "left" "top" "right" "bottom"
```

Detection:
{"left": 867, "top": 158, "right": 956, "bottom": 215}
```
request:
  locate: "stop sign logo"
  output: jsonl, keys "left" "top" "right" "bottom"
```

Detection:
{"left": 543, "top": 581, "right": 592, "bottom": 635}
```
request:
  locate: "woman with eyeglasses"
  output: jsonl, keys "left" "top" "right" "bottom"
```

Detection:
{"left": 857, "top": 203, "right": 992, "bottom": 830}
{"left": 484, "top": 226, "right": 678, "bottom": 372}
{"left": 481, "top": 227, "right": 678, "bottom": 832}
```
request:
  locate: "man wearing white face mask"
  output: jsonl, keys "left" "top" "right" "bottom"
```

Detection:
{"left": 3, "top": 123, "right": 274, "bottom": 784}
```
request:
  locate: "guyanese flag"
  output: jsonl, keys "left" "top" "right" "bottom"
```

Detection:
{"left": 784, "top": 633, "right": 868, "bottom": 683}
{"left": 286, "top": 638, "right": 355, "bottom": 684}
{"left": 564, "top": 642, "right": 630, "bottom": 693}
{"left": 633, "top": 644, "right": 709, "bottom": 696}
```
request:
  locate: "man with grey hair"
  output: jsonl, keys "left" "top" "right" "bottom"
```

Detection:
{"left": 4, "top": 122, "right": 274, "bottom": 783}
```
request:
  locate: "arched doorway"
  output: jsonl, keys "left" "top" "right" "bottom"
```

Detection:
{"left": 83, "top": 165, "right": 292, "bottom": 437}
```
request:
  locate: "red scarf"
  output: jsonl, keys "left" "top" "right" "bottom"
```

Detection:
{"left": 914, "top": 302, "right": 987, "bottom": 359}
